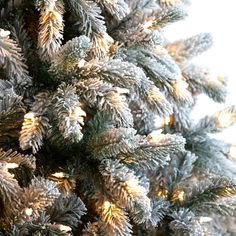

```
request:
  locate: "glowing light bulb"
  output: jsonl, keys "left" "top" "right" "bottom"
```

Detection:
{"left": 154, "top": 116, "right": 164, "bottom": 129}
{"left": 5, "top": 163, "right": 19, "bottom": 169}
{"left": 174, "top": 79, "right": 188, "bottom": 93}
{"left": 25, "top": 208, "right": 33, "bottom": 216}
{"left": 59, "top": 225, "right": 72, "bottom": 232}
{"left": 51, "top": 172, "right": 65, "bottom": 178}
{"left": 78, "top": 59, "right": 86, "bottom": 68}
{"left": 103, "top": 201, "right": 111, "bottom": 211}
{"left": 0, "top": 29, "right": 10, "bottom": 38}
{"left": 72, "top": 106, "right": 86, "bottom": 119}
{"left": 146, "top": 130, "right": 163, "bottom": 144}
{"left": 199, "top": 217, "right": 212, "bottom": 223}
{"left": 218, "top": 112, "right": 232, "bottom": 128}
{"left": 142, "top": 20, "right": 154, "bottom": 30}
{"left": 177, "top": 190, "right": 185, "bottom": 201}
{"left": 126, "top": 179, "right": 139, "bottom": 189}
{"left": 164, "top": 116, "right": 171, "bottom": 125}
{"left": 24, "top": 112, "right": 35, "bottom": 119}
{"left": 157, "top": 189, "right": 168, "bottom": 198}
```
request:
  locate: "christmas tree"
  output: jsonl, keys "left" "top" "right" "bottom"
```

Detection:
{"left": 1, "top": 0, "right": 236, "bottom": 235}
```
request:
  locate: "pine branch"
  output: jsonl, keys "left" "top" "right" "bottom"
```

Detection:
{"left": 83, "top": 222, "right": 99, "bottom": 235}
{"left": 81, "top": 59, "right": 173, "bottom": 117}
{"left": 99, "top": 159, "right": 152, "bottom": 224}
{"left": 182, "top": 63, "right": 227, "bottom": 103}
{"left": 114, "top": 5, "right": 187, "bottom": 41}
{"left": 19, "top": 111, "right": 50, "bottom": 153}
{"left": 158, "top": 0, "right": 190, "bottom": 7}
{"left": 8, "top": 212, "right": 72, "bottom": 235}
{"left": 169, "top": 208, "right": 203, "bottom": 236}
{"left": 53, "top": 83, "right": 86, "bottom": 143}
{"left": 5, "top": 12, "right": 32, "bottom": 57}
{"left": 126, "top": 133, "right": 186, "bottom": 169}
{"left": 49, "top": 35, "right": 91, "bottom": 81}
{"left": 0, "top": 28, "right": 32, "bottom": 89}
{"left": 99, "top": 200, "right": 132, "bottom": 236}
{"left": 95, "top": 0, "right": 130, "bottom": 21}
{"left": 166, "top": 33, "right": 213, "bottom": 64}
{"left": 184, "top": 179, "right": 236, "bottom": 211}
{"left": 117, "top": 47, "right": 184, "bottom": 102}
{"left": 66, "top": 0, "right": 106, "bottom": 36}
{"left": 117, "top": 27, "right": 165, "bottom": 48}
{"left": 153, "top": 6, "right": 188, "bottom": 29}
{"left": 193, "top": 105, "right": 236, "bottom": 133}
{"left": 147, "top": 199, "right": 170, "bottom": 227}
{"left": 0, "top": 168, "right": 21, "bottom": 226}
{"left": 75, "top": 78, "right": 112, "bottom": 109}
{"left": 16, "top": 177, "right": 60, "bottom": 223}
{"left": 87, "top": 125, "right": 138, "bottom": 160}
{"left": 36, "top": 0, "right": 64, "bottom": 61}
{"left": 0, "top": 80, "right": 25, "bottom": 141}
{"left": 47, "top": 195, "right": 87, "bottom": 229}
{"left": 89, "top": 32, "right": 114, "bottom": 59}
{"left": 97, "top": 88, "right": 133, "bottom": 128}
{"left": 171, "top": 151, "right": 198, "bottom": 184}
{"left": 31, "top": 91, "right": 53, "bottom": 114}
{"left": 0, "top": 148, "right": 35, "bottom": 171}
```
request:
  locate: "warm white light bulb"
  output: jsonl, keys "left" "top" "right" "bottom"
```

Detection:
{"left": 77, "top": 59, "right": 86, "bottom": 68}
{"left": 177, "top": 191, "right": 185, "bottom": 201}
{"left": 0, "top": 29, "right": 10, "bottom": 38}
{"left": 199, "top": 216, "right": 212, "bottom": 223}
{"left": 51, "top": 172, "right": 65, "bottom": 178}
{"left": 103, "top": 201, "right": 111, "bottom": 211}
{"left": 25, "top": 208, "right": 33, "bottom": 216}
{"left": 24, "top": 112, "right": 35, "bottom": 119}
{"left": 174, "top": 79, "right": 188, "bottom": 92}
{"left": 142, "top": 20, "right": 154, "bottom": 30}
{"left": 126, "top": 178, "right": 139, "bottom": 189}
{"left": 5, "top": 163, "right": 19, "bottom": 169}
{"left": 164, "top": 116, "right": 171, "bottom": 125}
{"left": 59, "top": 225, "right": 72, "bottom": 232}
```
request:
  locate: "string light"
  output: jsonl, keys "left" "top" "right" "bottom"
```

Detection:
{"left": 58, "top": 225, "right": 72, "bottom": 232}
{"left": 142, "top": 20, "right": 154, "bottom": 30}
{"left": 172, "top": 190, "right": 185, "bottom": 203}
{"left": 217, "top": 112, "right": 233, "bottom": 128}
{"left": 164, "top": 116, "right": 171, "bottom": 125}
{"left": 5, "top": 163, "right": 19, "bottom": 169}
{"left": 69, "top": 106, "right": 86, "bottom": 121}
{"left": 0, "top": 28, "right": 10, "bottom": 38}
{"left": 148, "top": 86, "right": 161, "bottom": 103}
{"left": 51, "top": 172, "right": 66, "bottom": 178}
{"left": 199, "top": 216, "right": 212, "bottom": 223}
{"left": 25, "top": 208, "right": 33, "bottom": 216}
{"left": 157, "top": 189, "right": 168, "bottom": 198}
{"left": 77, "top": 59, "right": 86, "bottom": 68}
{"left": 126, "top": 178, "right": 139, "bottom": 189}
{"left": 154, "top": 116, "right": 171, "bottom": 129}
{"left": 177, "top": 190, "right": 185, "bottom": 201}
{"left": 103, "top": 201, "right": 111, "bottom": 211}
{"left": 224, "top": 187, "right": 235, "bottom": 196}
{"left": 24, "top": 112, "right": 35, "bottom": 120}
